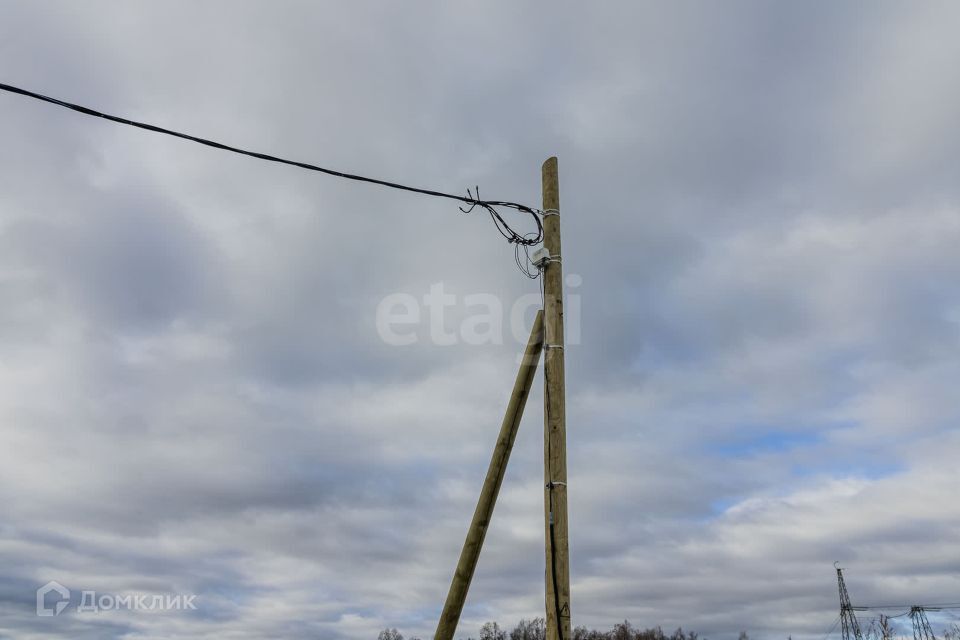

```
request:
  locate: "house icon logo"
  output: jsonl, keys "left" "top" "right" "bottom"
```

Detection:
{"left": 36, "top": 581, "right": 70, "bottom": 617}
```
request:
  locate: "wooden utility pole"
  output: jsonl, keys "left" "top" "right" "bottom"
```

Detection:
{"left": 434, "top": 311, "right": 545, "bottom": 640}
{"left": 541, "top": 156, "right": 571, "bottom": 640}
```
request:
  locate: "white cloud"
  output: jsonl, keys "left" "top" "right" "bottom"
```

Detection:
{"left": 1, "top": 2, "right": 960, "bottom": 639}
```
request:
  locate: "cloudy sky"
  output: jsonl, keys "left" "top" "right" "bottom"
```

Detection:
{"left": 3, "top": 2, "right": 960, "bottom": 639}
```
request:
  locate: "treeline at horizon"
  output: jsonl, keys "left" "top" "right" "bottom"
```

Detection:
{"left": 377, "top": 616, "right": 960, "bottom": 640}
{"left": 377, "top": 618, "right": 730, "bottom": 640}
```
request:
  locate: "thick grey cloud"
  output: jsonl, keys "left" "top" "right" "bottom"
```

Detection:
{"left": 2, "top": 2, "right": 960, "bottom": 639}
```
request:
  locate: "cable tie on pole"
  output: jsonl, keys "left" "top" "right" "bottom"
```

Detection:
{"left": 544, "top": 344, "right": 564, "bottom": 350}
{"left": 536, "top": 256, "right": 562, "bottom": 274}
{"left": 546, "top": 481, "right": 567, "bottom": 489}
{"left": 541, "top": 208, "right": 560, "bottom": 218}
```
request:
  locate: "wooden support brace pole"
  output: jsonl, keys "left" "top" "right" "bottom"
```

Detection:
{"left": 434, "top": 310, "right": 545, "bottom": 640}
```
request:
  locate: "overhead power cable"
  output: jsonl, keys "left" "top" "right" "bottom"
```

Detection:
{"left": 0, "top": 81, "right": 543, "bottom": 248}
{"left": 821, "top": 615, "right": 842, "bottom": 640}
{"left": 858, "top": 605, "right": 960, "bottom": 611}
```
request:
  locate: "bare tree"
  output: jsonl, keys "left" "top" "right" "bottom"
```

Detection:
{"left": 510, "top": 618, "right": 546, "bottom": 640}
{"left": 636, "top": 626, "right": 667, "bottom": 640}
{"left": 482, "top": 621, "right": 507, "bottom": 640}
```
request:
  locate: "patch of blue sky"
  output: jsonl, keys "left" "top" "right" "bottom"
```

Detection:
{"left": 789, "top": 459, "right": 904, "bottom": 481}
{"left": 702, "top": 424, "right": 905, "bottom": 519}
{"left": 706, "top": 428, "right": 823, "bottom": 457}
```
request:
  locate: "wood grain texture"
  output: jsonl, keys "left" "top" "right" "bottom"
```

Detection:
{"left": 542, "top": 157, "right": 571, "bottom": 640}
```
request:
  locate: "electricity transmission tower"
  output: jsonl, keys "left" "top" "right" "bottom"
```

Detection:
{"left": 831, "top": 567, "right": 960, "bottom": 640}
{"left": 837, "top": 563, "right": 865, "bottom": 640}
{"left": 910, "top": 607, "right": 937, "bottom": 640}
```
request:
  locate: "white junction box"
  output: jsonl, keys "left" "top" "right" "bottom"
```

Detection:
{"left": 531, "top": 246, "right": 551, "bottom": 267}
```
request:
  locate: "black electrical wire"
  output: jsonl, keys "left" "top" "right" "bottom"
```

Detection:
{"left": 0, "top": 81, "right": 543, "bottom": 247}
{"left": 547, "top": 484, "right": 565, "bottom": 640}
{"left": 820, "top": 615, "right": 842, "bottom": 640}
{"left": 543, "top": 337, "right": 565, "bottom": 640}
{"left": 516, "top": 243, "right": 541, "bottom": 280}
